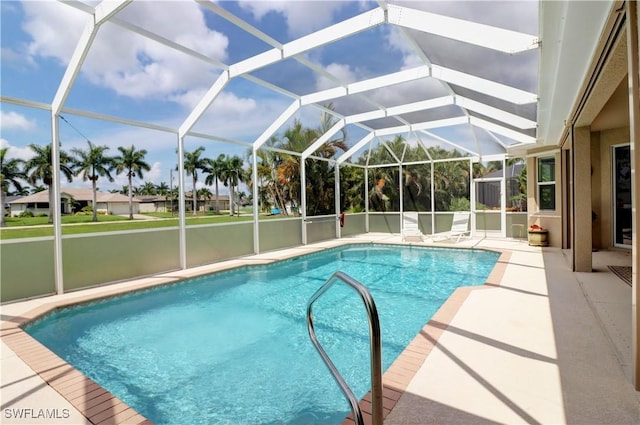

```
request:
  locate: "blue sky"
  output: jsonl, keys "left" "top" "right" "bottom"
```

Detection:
{"left": 1, "top": 0, "right": 538, "bottom": 194}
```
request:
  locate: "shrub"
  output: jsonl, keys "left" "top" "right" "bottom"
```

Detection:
{"left": 19, "top": 209, "right": 34, "bottom": 218}
{"left": 449, "top": 197, "right": 470, "bottom": 211}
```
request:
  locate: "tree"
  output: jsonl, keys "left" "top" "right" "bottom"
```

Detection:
{"left": 251, "top": 145, "right": 287, "bottom": 214}
{"left": 220, "top": 155, "right": 244, "bottom": 216}
{"left": 71, "top": 141, "right": 114, "bottom": 222}
{"left": 23, "top": 143, "right": 74, "bottom": 223}
{"left": 0, "top": 147, "right": 25, "bottom": 227}
{"left": 197, "top": 187, "right": 212, "bottom": 211}
{"left": 204, "top": 154, "right": 226, "bottom": 214}
{"left": 274, "top": 120, "right": 316, "bottom": 213}
{"left": 113, "top": 145, "right": 150, "bottom": 220}
{"left": 156, "top": 182, "right": 169, "bottom": 195}
{"left": 184, "top": 146, "right": 207, "bottom": 215}
{"left": 140, "top": 181, "right": 157, "bottom": 195}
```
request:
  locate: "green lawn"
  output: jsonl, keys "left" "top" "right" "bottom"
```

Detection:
{"left": 0, "top": 212, "right": 289, "bottom": 240}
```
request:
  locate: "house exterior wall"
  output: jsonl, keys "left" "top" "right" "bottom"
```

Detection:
{"left": 105, "top": 202, "right": 138, "bottom": 215}
{"left": 11, "top": 205, "right": 54, "bottom": 217}
{"left": 138, "top": 202, "right": 169, "bottom": 213}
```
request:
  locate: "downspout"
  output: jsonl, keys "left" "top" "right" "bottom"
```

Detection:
{"left": 365, "top": 167, "right": 370, "bottom": 233}
{"left": 252, "top": 146, "right": 260, "bottom": 254}
{"left": 301, "top": 158, "right": 307, "bottom": 244}
{"left": 335, "top": 164, "right": 341, "bottom": 238}
{"left": 430, "top": 161, "right": 435, "bottom": 235}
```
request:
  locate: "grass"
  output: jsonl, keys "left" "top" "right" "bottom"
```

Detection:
{"left": 0, "top": 212, "right": 291, "bottom": 240}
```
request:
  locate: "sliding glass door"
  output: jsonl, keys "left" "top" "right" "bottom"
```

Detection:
{"left": 613, "top": 144, "right": 632, "bottom": 247}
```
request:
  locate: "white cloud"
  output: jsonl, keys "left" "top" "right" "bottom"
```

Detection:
{"left": 315, "top": 63, "right": 357, "bottom": 91}
{"left": 385, "top": 26, "right": 424, "bottom": 70}
{"left": 21, "top": 1, "right": 228, "bottom": 102}
{"left": 192, "top": 92, "right": 286, "bottom": 142}
{"left": 173, "top": 90, "right": 257, "bottom": 115}
{"left": 0, "top": 138, "right": 36, "bottom": 160}
{"left": 0, "top": 111, "right": 35, "bottom": 131}
{"left": 237, "top": 1, "right": 347, "bottom": 37}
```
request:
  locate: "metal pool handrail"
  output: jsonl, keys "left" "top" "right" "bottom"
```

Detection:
{"left": 306, "top": 271, "right": 384, "bottom": 425}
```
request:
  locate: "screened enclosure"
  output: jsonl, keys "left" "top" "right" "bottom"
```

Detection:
{"left": 1, "top": 1, "right": 538, "bottom": 299}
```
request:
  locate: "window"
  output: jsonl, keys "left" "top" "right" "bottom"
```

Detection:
{"left": 537, "top": 156, "right": 555, "bottom": 210}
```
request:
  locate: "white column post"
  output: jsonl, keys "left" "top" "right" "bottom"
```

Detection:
{"left": 177, "top": 135, "right": 187, "bottom": 270}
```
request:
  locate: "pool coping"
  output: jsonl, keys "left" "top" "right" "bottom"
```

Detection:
{"left": 1, "top": 238, "right": 509, "bottom": 425}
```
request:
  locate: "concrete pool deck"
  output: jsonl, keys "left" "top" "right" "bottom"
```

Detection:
{"left": 1, "top": 234, "right": 638, "bottom": 424}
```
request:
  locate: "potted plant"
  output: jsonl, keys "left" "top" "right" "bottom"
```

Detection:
{"left": 528, "top": 224, "right": 549, "bottom": 246}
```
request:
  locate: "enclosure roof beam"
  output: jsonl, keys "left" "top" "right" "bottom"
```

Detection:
{"left": 186, "top": 131, "right": 252, "bottom": 147}
{"left": 253, "top": 100, "right": 301, "bottom": 150}
{"left": 53, "top": 1, "right": 132, "bottom": 112}
{"left": 178, "top": 70, "right": 230, "bottom": 137}
{"left": 374, "top": 116, "right": 468, "bottom": 137}
{"left": 470, "top": 117, "right": 536, "bottom": 144}
{"left": 337, "top": 133, "right": 375, "bottom": 164}
{"left": 196, "top": 0, "right": 283, "bottom": 48}
{"left": 455, "top": 97, "right": 537, "bottom": 129}
{"left": 419, "top": 130, "right": 479, "bottom": 157}
{"left": 301, "top": 64, "right": 535, "bottom": 108}
{"left": 432, "top": 65, "right": 537, "bottom": 105}
{"left": 345, "top": 96, "right": 454, "bottom": 124}
{"left": 387, "top": 4, "right": 539, "bottom": 54}
{"left": 61, "top": 106, "right": 176, "bottom": 134}
{"left": 229, "top": 8, "right": 385, "bottom": 77}
{"left": 302, "top": 119, "right": 346, "bottom": 158}
{"left": 109, "top": 16, "right": 227, "bottom": 68}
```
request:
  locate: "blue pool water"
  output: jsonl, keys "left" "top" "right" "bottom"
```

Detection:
{"left": 26, "top": 244, "right": 499, "bottom": 425}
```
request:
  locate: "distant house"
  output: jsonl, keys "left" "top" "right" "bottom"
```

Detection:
{"left": 184, "top": 192, "right": 231, "bottom": 213}
{"left": 135, "top": 193, "right": 232, "bottom": 214}
{"left": 3, "top": 195, "right": 22, "bottom": 216}
{"left": 9, "top": 188, "right": 138, "bottom": 217}
{"left": 136, "top": 195, "right": 170, "bottom": 213}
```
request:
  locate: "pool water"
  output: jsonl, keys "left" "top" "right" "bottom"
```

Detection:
{"left": 26, "top": 244, "right": 499, "bottom": 425}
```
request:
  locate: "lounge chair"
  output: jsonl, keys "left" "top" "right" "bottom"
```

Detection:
{"left": 402, "top": 211, "right": 424, "bottom": 242}
{"left": 427, "top": 211, "right": 470, "bottom": 243}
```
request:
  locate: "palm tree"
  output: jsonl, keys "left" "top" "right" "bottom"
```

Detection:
{"left": 71, "top": 141, "right": 115, "bottom": 222}
{"left": 184, "top": 146, "right": 207, "bottom": 215}
{"left": 140, "top": 181, "right": 157, "bottom": 195}
{"left": 220, "top": 155, "right": 244, "bottom": 216}
{"left": 13, "top": 187, "right": 31, "bottom": 197}
{"left": 253, "top": 145, "right": 287, "bottom": 214}
{"left": 204, "top": 153, "right": 226, "bottom": 214}
{"left": 113, "top": 145, "right": 150, "bottom": 220}
{"left": 275, "top": 120, "right": 316, "bottom": 212}
{"left": 156, "top": 182, "right": 169, "bottom": 195}
{"left": 0, "top": 147, "right": 25, "bottom": 227}
{"left": 23, "top": 143, "right": 74, "bottom": 223}
{"left": 197, "top": 187, "right": 212, "bottom": 211}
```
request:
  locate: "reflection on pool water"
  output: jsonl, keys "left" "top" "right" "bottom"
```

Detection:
{"left": 26, "top": 244, "right": 499, "bottom": 425}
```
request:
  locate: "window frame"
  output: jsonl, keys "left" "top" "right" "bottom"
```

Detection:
{"left": 537, "top": 156, "right": 556, "bottom": 211}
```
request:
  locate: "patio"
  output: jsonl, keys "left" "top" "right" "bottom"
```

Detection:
{"left": 2, "top": 236, "right": 637, "bottom": 424}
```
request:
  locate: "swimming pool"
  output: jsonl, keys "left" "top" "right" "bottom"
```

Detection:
{"left": 26, "top": 244, "right": 499, "bottom": 425}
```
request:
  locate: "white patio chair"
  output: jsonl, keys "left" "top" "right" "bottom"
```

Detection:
{"left": 402, "top": 211, "right": 424, "bottom": 242}
{"left": 428, "top": 211, "right": 471, "bottom": 243}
